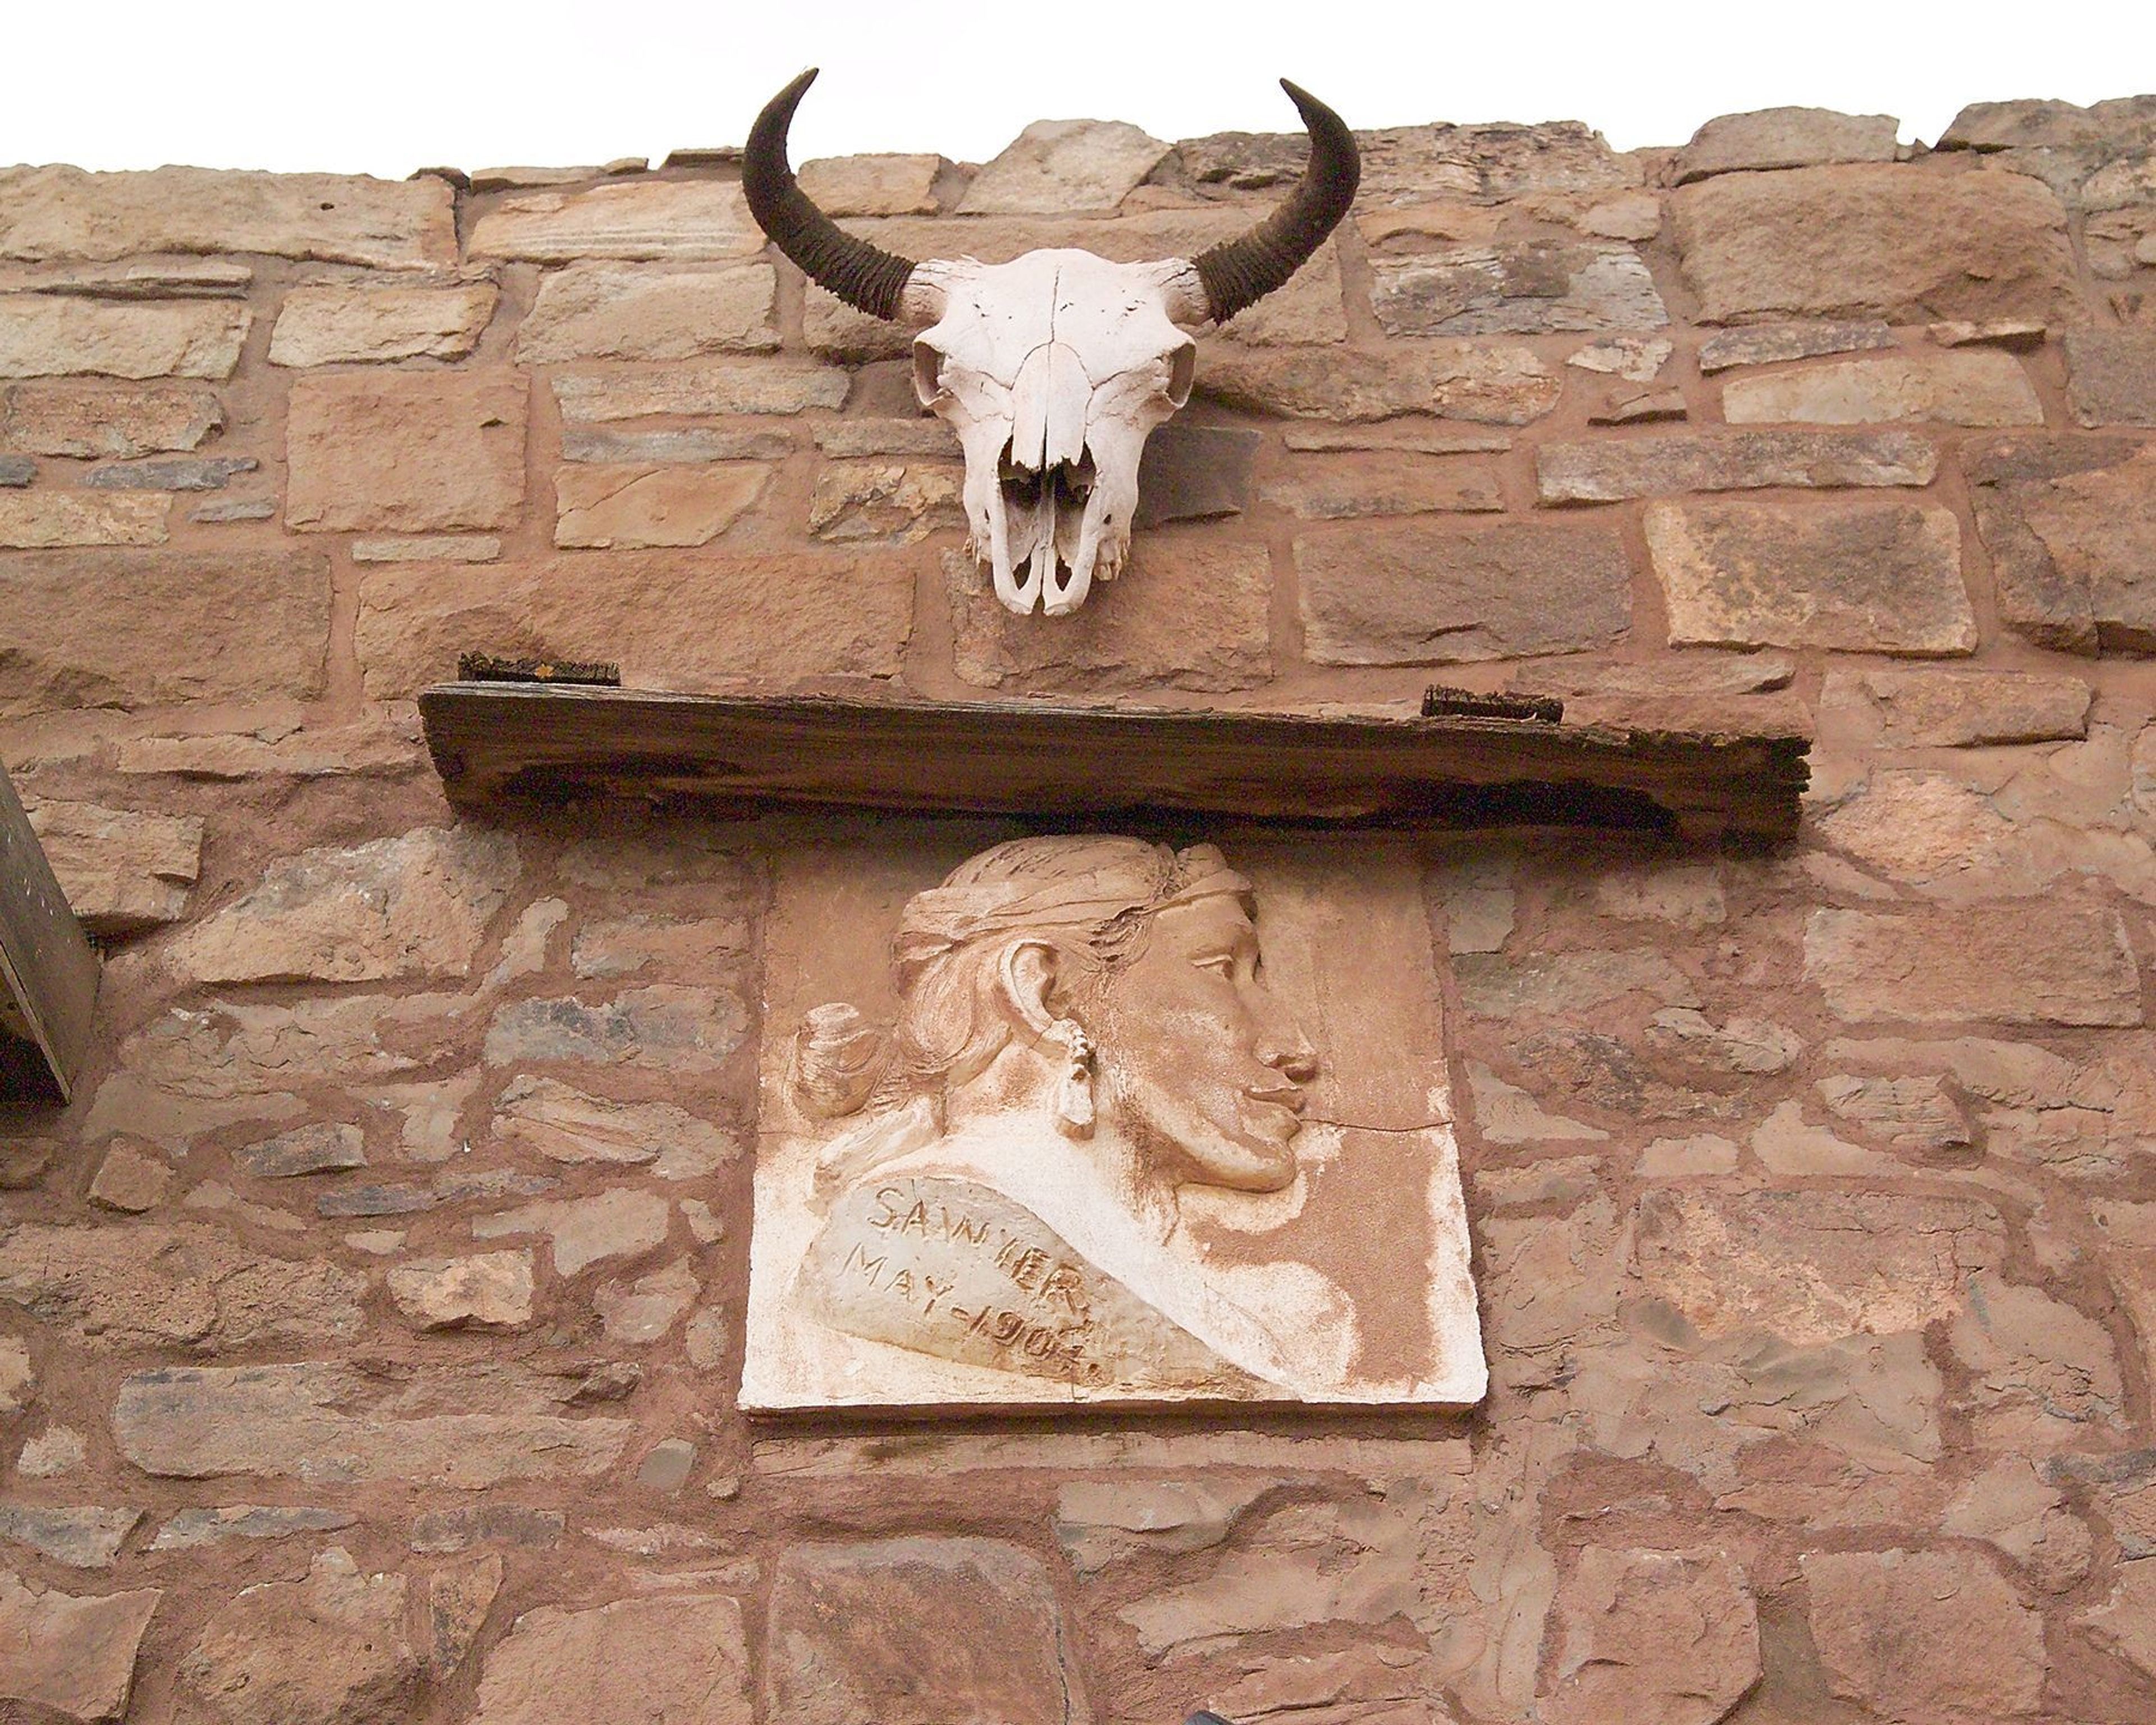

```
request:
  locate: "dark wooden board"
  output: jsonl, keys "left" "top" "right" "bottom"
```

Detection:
{"left": 420, "top": 684, "right": 1808, "bottom": 846}
{"left": 0, "top": 766, "right": 99, "bottom": 1103}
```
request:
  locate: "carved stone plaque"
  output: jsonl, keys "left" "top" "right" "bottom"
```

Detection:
{"left": 742, "top": 827, "right": 1486, "bottom": 1409}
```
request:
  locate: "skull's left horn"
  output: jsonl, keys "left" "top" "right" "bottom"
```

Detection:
{"left": 743, "top": 68, "right": 921, "bottom": 320}
{"left": 1189, "top": 80, "right": 1360, "bottom": 325}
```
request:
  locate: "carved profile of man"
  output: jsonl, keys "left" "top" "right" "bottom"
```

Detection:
{"left": 788, "top": 834, "right": 1359, "bottom": 1398}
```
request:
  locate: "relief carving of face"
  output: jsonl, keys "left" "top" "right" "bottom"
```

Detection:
{"left": 1085, "top": 892, "right": 1318, "bottom": 1194}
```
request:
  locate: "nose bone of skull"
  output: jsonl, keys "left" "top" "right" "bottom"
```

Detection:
{"left": 993, "top": 341, "right": 1097, "bottom": 616}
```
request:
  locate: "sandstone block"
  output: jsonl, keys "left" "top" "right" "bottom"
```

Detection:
{"left": 0, "top": 1507, "right": 138, "bottom": 1569}
{"left": 1672, "top": 163, "right": 2076, "bottom": 323}
{"left": 287, "top": 372, "right": 527, "bottom": 533}
{"left": 269, "top": 284, "right": 498, "bottom": 366}
{"left": 351, "top": 535, "right": 500, "bottom": 563}
{"left": 1722, "top": 351, "right": 2042, "bottom": 426}
{"left": 766, "top": 1539, "right": 1088, "bottom": 1725}
{"left": 1537, "top": 429, "right": 1935, "bottom": 502}
{"left": 471, "top": 1188, "right": 672, "bottom": 1276}
{"left": 1370, "top": 241, "right": 1666, "bottom": 336}
{"left": 356, "top": 550, "right": 912, "bottom": 697}
{"left": 389, "top": 1251, "right": 536, "bottom": 1329}
{"left": 1675, "top": 108, "right": 1898, "bottom": 182}
{"left": 1950, "top": 1271, "right": 2125, "bottom": 1446}
{"left": 550, "top": 359, "right": 849, "bottom": 419}
{"left": 1803, "top": 1549, "right": 2044, "bottom": 1724}
{"left": 22, "top": 798, "right": 201, "bottom": 935}
{"left": 0, "top": 491, "right": 166, "bottom": 547}
{"left": 555, "top": 463, "right": 770, "bottom": 547}
{"left": 798, "top": 153, "right": 947, "bottom": 216}
{"left": 563, "top": 424, "right": 793, "bottom": 463}
{"left": 812, "top": 419, "right": 959, "bottom": 458}
{"left": 1803, "top": 903, "right": 2141, "bottom": 1025}
{"left": 1817, "top": 1074, "right": 1974, "bottom": 1156}
{"left": 960, "top": 119, "right": 1169, "bottom": 213}
{"left": 1260, "top": 452, "right": 1501, "bottom": 518}
{"left": 151, "top": 1507, "right": 357, "bottom": 1550}
{"left": 948, "top": 540, "right": 1272, "bottom": 692}
{"left": 470, "top": 180, "right": 764, "bottom": 261}
{"left": 1696, "top": 320, "right": 1897, "bottom": 372}
{"left": 231, "top": 1121, "right": 368, "bottom": 1178}
{"left": 0, "top": 1336, "right": 34, "bottom": 1415}
{"left": 172, "top": 825, "right": 518, "bottom": 984}
{"left": 0, "top": 1569, "right": 161, "bottom": 1723}
{"left": 807, "top": 460, "right": 963, "bottom": 544}
{"left": 1636, "top": 1189, "right": 2006, "bottom": 1343}
{"left": 88, "top": 1141, "right": 172, "bottom": 1212}
{"left": 1198, "top": 339, "right": 1557, "bottom": 423}
{"left": 2064, "top": 327, "right": 2156, "bottom": 425}
{"left": 492, "top": 1076, "right": 742, "bottom": 1176}
{"left": 178, "top": 1549, "right": 419, "bottom": 1725}
{"left": 595, "top": 1259, "right": 697, "bottom": 1343}
{"left": 112, "top": 1362, "right": 633, "bottom": 1485}
{"left": 0, "top": 378, "right": 222, "bottom": 457}
{"left": 1298, "top": 518, "right": 1632, "bottom": 665}
{"left": 473, "top": 1594, "right": 751, "bottom": 1725}
{"left": 1822, "top": 665, "right": 2093, "bottom": 745}
{"left": 1965, "top": 435, "right": 2156, "bottom": 653}
{"left": 0, "top": 453, "right": 30, "bottom": 485}
{"left": 1052, "top": 1480, "right": 1254, "bottom": 1577}
{"left": 1541, "top": 1547, "right": 1761, "bottom": 1725}
{"left": 517, "top": 262, "right": 777, "bottom": 362}
{"left": 0, "top": 298, "right": 248, "bottom": 379}
{"left": 1646, "top": 499, "right": 1973, "bottom": 654}
{"left": 85, "top": 454, "right": 255, "bottom": 490}
{"left": 0, "top": 166, "right": 455, "bottom": 267}
{"left": 0, "top": 1222, "right": 363, "bottom": 1349}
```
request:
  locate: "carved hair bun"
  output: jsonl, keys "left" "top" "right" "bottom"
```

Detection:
{"left": 792, "top": 1002, "right": 891, "bottom": 1119}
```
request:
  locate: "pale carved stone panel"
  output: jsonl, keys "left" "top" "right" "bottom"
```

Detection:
{"left": 742, "top": 827, "right": 1486, "bottom": 1410}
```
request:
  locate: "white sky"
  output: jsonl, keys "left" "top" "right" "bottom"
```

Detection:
{"left": 3, "top": 0, "right": 2150, "bottom": 179}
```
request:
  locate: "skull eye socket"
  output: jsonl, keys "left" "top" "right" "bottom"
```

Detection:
{"left": 912, "top": 339, "right": 947, "bottom": 408}
{"left": 1165, "top": 341, "right": 1196, "bottom": 409}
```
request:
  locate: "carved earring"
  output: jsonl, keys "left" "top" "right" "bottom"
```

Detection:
{"left": 1048, "top": 1020, "right": 1095, "bottom": 1140}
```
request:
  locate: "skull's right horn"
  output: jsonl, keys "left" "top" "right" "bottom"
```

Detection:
{"left": 1189, "top": 80, "right": 1361, "bottom": 325}
{"left": 743, "top": 67, "right": 922, "bottom": 321}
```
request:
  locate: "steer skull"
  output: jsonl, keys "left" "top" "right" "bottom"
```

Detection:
{"left": 744, "top": 70, "right": 1360, "bottom": 617}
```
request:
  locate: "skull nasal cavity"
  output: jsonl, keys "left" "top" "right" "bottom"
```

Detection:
{"left": 1011, "top": 343, "right": 1090, "bottom": 473}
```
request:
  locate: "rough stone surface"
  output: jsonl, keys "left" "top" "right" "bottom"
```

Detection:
{"left": 0, "top": 1222, "right": 363, "bottom": 1349}
{"left": 1675, "top": 108, "right": 1900, "bottom": 182}
{"left": 959, "top": 120, "right": 1169, "bottom": 214}
{"left": 1966, "top": 436, "right": 2156, "bottom": 653}
{"left": 1299, "top": 518, "right": 1632, "bottom": 665}
{"left": 807, "top": 460, "right": 963, "bottom": 544}
{"left": 287, "top": 372, "right": 528, "bottom": 533}
{"left": 0, "top": 1569, "right": 161, "bottom": 1722}
{"left": 0, "top": 298, "right": 249, "bottom": 378}
{"left": 469, "top": 181, "right": 763, "bottom": 261}
{"left": 0, "top": 378, "right": 222, "bottom": 457}
{"left": 87, "top": 1142, "right": 172, "bottom": 1212}
{"left": 0, "top": 166, "right": 455, "bottom": 267}
{"left": 112, "top": 1363, "right": 633, "bottom": 1485}
{"left": 1673, "top": 163, "right": 2076, "bottom": 323}
{"left": 797, "top": 153, "right": 946, "bottom": 216}
{"left": 269, "top": 284, "right": 497, "bottom": 366}
{"left": 2065, "top": 328, "right": 2156, "bottom": 424}
{"left": 1696, "top": 320, "right": 1898, "bottom": 372}
{"left": 472, "top": 1593, "right": 752, "bottom": 1725}
{"left": 555, "top": 463, "right": 770, "bottom": 548}
{"left": 0, "top": 491, "right": 167, "bottom": 548}
{"left": 766, "top": 1539, "right": 1088, "bottom": 1725}
{"left": 171, "top": 825, "right": 518, "bottom": 984}
{"left": 564, "top": 424, "right": 792, "bottom": 464}
{"left": 1804, "top": 903, "right": 2143, "bottom": 1025}
{"left": 471, "top": 1188, "right": 672, "bottom": 1276}
{"left": 84, "top": 454, "right": 256, "bottom": 491}
{"left": 1540, "top": 1547, "right": 1761, "bottom": 1725}
{"left": 0, "top": 1506, "right": 139, "bottom": 1569}
{"left": 1647, "top": 499, "right": 1974, "bottom": 654}
{"left": 1199, "top": 340, "right": 1557, "bottom": 424}
{"left": 230, "top": 1122, "right": 368, "bottom": 1179}
{"left": 517, "top": 263, "right": 777, "bottom": 362}
{"left": 177, "top": 1548, "right": 419, "bottom": 1725}
{"left": 23, "top": 798, "right": 202, "bottom": 935}
{"left": 1803, "top": 1549, "right": 2045, "bottom": 1724}
{"left": 948, "top": 541, "right": 1272, "bottom": 692}
{"left": 492, "top": 1077, "right": 741, "bottom": 1175}
{"left": 151, "top": 1507, "right": 357, "bottom": 1549}
{"left": 359, "top": 550, "right": 911, "bottom": 696}
{"left": 389, "top": 1252, "right": 536, "bottom": 1329}
{"left": 1538, "top": 430, "right": 1936, "bottom": 501}
{"left": 1822, "top": 665, "right": 2093, "bottom": 745}
{"left": 550, "top": 360, "right": 849, "bottom": 420}
{"left": 1722, "top": 351, "right": 2043, "bottom": 426}
{"left": 1369, "top": 242, "right": 1666, "bottom": 335}
{"left": 1261, "top": 453, "right": 1501, "bottom": 518}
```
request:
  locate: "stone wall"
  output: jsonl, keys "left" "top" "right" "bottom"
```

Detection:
{"left": 4, "top": 93, "right": 2156, "bottom": 1725}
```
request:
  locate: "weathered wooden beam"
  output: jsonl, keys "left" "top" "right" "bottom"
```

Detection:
{"left": 0, "top": 765, "right": 99, "bottom": 1103}
{"left": 419, "top": 684, "right": 1809, "bottom": 846}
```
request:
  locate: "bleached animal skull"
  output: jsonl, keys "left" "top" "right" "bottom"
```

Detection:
{"left": 744, "top": 70, "right": 1359, "bottom": 617}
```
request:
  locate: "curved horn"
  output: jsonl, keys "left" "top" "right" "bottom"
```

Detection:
{"left": 1190, "top": 80, "right": 1360, "bottom": 325}
{"left": 743, "top": 68, "right": 920, "bottom": 321}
